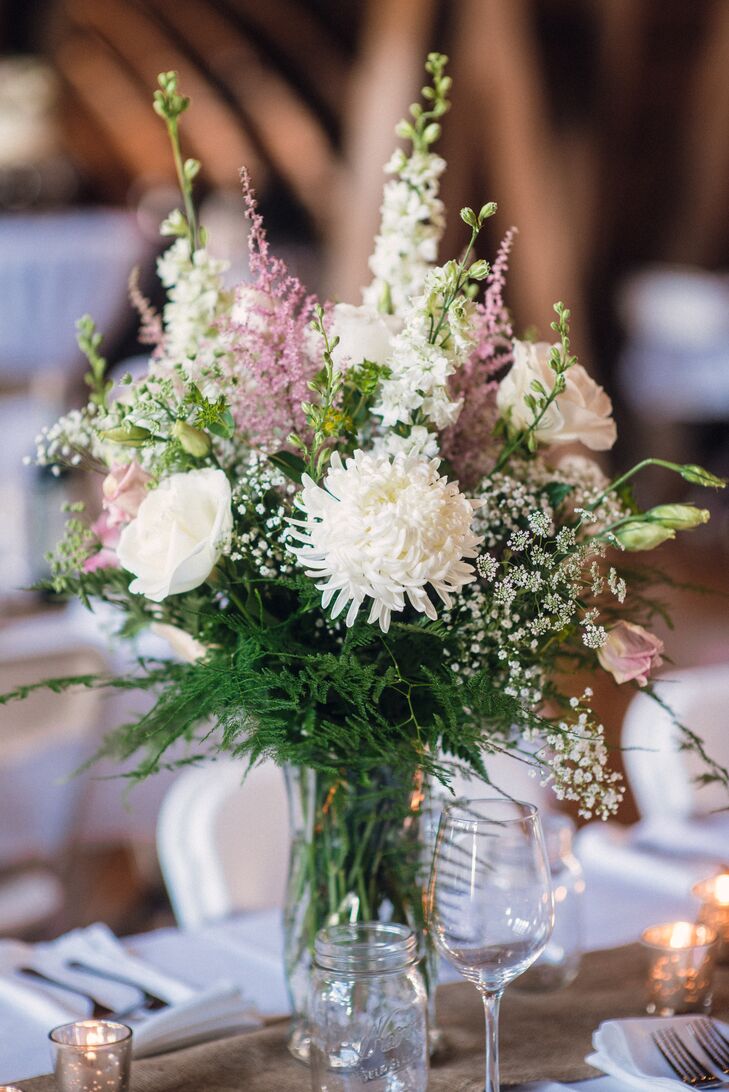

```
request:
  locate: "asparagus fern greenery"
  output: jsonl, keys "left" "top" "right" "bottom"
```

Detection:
{"left": 6, "top": 56, "right": 727, "bottom": 822}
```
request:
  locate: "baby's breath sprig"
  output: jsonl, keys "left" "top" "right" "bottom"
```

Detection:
{"left": 153, "top": 71, "right": 201, "bottom": 255}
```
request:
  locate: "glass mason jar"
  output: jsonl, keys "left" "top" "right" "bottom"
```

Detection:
{"left": 515, "top": 812, "right": 584, "bottom": 991}
{"left": 284, "top": 765, "right": 437, "bottom": 1062}
{"left": 309, "top": 922, "right": 429, "bottom": 1092}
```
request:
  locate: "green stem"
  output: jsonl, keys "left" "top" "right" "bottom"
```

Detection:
{"left": 586, "top": 457, "right": 684, "bottom": 512}
{"left": 166, "top": 116, "right": 198, "bottom": 254}
{"left": 429, "top": 227, "right": 479, "bottom": 345}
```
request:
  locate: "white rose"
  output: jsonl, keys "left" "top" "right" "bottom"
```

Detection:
{"left": 150, "top": 622, "right": 207, "bottom": 663}
{"left": 118, "top": 468, "right": 233, "bottom": 601}
{"left": 497, "top": 340, "right": 617, "bottom": 450}
{"left": 329, "top": 303, "right": 401, "bottom": 372}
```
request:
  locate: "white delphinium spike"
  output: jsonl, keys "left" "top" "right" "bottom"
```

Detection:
{"left": 288, "top": 450, "right": 481, "bottom": 632}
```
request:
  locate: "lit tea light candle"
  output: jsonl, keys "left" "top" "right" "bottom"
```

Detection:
{"left": 49, "top": 1020, "right": 132, "bottom": 1092}
{"left": 693, "top": 872, "right": 729, "bottom": 963}
{"left": 641, "top": 921, "right": 717, "bottom": 1016}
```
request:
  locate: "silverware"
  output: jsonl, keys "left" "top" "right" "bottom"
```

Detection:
{"left": 66, "top": 960, "right": 168, "bottom": 1012}
{"left": 688, "top": 1019, "right": 729, "bottom": 1076}
{"left": 653, "top": 1026, "right": 723, "bottom": 1088}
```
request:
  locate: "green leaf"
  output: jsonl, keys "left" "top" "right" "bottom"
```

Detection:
{"left": 268, "top": 450, "right": 307, "bottom": 484}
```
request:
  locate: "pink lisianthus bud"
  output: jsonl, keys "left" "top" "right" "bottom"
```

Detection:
{"left": 83, "top": 512, "right": 120, "bottom": 573}
{"left": 102, "top": 461, "right": 151, "bottom": 527}
{"left": 597, "top": 620, "right": 664, "bottom": 686}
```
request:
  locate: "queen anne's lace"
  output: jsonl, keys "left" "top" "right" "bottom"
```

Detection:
{"left": 288, "top": 450, "right": 481, "bottom": 632}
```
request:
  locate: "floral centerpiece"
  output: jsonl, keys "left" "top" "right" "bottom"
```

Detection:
{"left": 8, "top": 56, "right": 727, "bottom": 1052}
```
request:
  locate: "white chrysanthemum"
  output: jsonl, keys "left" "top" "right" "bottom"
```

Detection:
{"left": 288, "top": 450, "right": 481, "bottom": 632}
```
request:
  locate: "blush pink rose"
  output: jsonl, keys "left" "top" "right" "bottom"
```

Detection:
{"left": 597, "top": 621, "right": 664, "bottom": 686}
{"left": 83, "top": 512, "right": 120, "bottom": 573}
{"left": 497, "top": 340, "right": 617, "bottom": 451}
{"left": 102, "top": 461, "right": 151, "bottom": 527}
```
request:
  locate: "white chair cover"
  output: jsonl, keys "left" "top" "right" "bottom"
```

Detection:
{"left": 157, "top": 759, "right": 290, "bottom": 930}
{"left": 622, "top": 663, "right": 729, "bottom": 820}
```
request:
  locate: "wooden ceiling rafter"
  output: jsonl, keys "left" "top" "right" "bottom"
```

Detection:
{"left": 139, "top": 0, "right": 339, "bottom": 230}
{"left": 62, "top": 0, "right": 261, "bottom": 187}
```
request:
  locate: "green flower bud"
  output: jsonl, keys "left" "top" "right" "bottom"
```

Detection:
{"left": 645, "top": 504, "right": 710, "bottom": 530}
{"left": 173, "top": 420, "right": 211, "bottom": 457}
{"left": 468, "top": 259, "right": 490, "bottom": 280}
{"left": 460, "top": 207, "right": 478, "bottom": 228}
{"left": 679, "top": 464, "right": 727, "bottom": 489}
{"left": 478, "top": 201, "right": 498, "bottom": 223}
{"left": 100, "top": 425, "right": 152, "bottom": 447}
{"left": 613, "top": 521, "right": 676, "bottom": 551}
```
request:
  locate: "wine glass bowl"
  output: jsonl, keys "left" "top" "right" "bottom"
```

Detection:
{"left": 427, "top": 798, "right": 554, "bottom": 1091}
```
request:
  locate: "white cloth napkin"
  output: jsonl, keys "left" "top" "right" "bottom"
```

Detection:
{"left": 577, "top": 822, "right": 721, "bottom": 897}
{"left": 633, "top": 816, "right": 729, "bottom": 864}
{"left": 588, "top": 1015, "right": 729, "bottom": 1088}
{"left": 0, "top": 923, "right": 262, "bottom": 1082}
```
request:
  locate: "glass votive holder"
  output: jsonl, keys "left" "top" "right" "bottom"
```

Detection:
{"left": 641, "top": 921, "right": 717, "bottom": 1016}
{"left": 693, "top": 873, "right": 729, "bottom": 964}
{"left": 49, "top": 1020, "right": 132, "bottom": 1092}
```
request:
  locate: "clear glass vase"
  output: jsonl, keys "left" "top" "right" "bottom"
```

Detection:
{"left": 283, "top": 764, "right": 437, "bottom": 1062}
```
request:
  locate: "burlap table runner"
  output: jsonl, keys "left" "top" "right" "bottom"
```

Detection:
{"left": 17, "top": 944, "right": 729, "bottom": 1090}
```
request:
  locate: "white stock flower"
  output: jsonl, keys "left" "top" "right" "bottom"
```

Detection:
{"left": 288, "top": 450, "right": 481, "bottom": 632}
{"left": 151, "top": 622, "right": 207, "bottom": 663}
{"left": 329, "top": 303, "right": 400, "bottom": 372}
{"left": 156, "top": 238, "right": 231, "bottom": 366}
{"left": 497, "top": 340, "right": 617, "bottom": 450}
{"left": 372, "top": 425, "right": 440, "bottom": 460}
{"left": 372, "top": 265, "right": 474, "bottom": 432}
{"left": 118, "top": 468, "right": 233, "bottom": 601}
{"left": 363, "top": 149, "right": 446, "bottom": 316}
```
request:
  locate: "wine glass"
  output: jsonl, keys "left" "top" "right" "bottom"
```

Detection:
{"left": 427, "top": 798, "right": 554, "bottom": 1092}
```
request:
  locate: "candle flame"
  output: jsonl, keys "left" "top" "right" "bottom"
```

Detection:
{"left": 713, "top": 874, "right": 729, "bottom": 906}
{"left": 669, "top": 921, "right": 695, "bottom": 948}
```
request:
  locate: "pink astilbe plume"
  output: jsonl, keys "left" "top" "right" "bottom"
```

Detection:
{"left": 128, "top": 267, "right": 164, "bottom": 347}
{"left": 441, "top": 228, "right": 517, "bottom": 487}
{"left": 220, "top": 169, "right": 320, "bottom": 452}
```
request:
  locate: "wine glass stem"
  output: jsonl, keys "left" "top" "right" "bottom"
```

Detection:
{"left": 481, "top": 988, "right": 503, "bottom": 1092}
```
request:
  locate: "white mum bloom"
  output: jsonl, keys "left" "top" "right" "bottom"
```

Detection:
{"left": 288, "top": 450, "right": 481, "bottom": 632}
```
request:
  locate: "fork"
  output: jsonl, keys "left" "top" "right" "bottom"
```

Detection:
{"left": 653, "top": 1026, "right": 723, "bottom": 1088}
{"left": 688, "top": 1019, "right": 729, "bottom": 1077}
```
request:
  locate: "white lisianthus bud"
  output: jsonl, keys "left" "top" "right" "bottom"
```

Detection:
{"left": 497, "top": 340, "right": 617, "bottom": 451}
{"left": 645, "top": 504, "right": 710, "bottom": 530}
{"left": 118, "top": 468, "right": 232, "bottom": 601}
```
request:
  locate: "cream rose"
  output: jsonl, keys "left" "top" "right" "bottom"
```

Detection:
{"left": 118, "top": 468, "right": 233, "bottom": 601}
{"left": 329, "top": 303, "right": 401, "bottom": 372}
{"left": 497, "top": 340, "right": 617, "bottom": 450}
